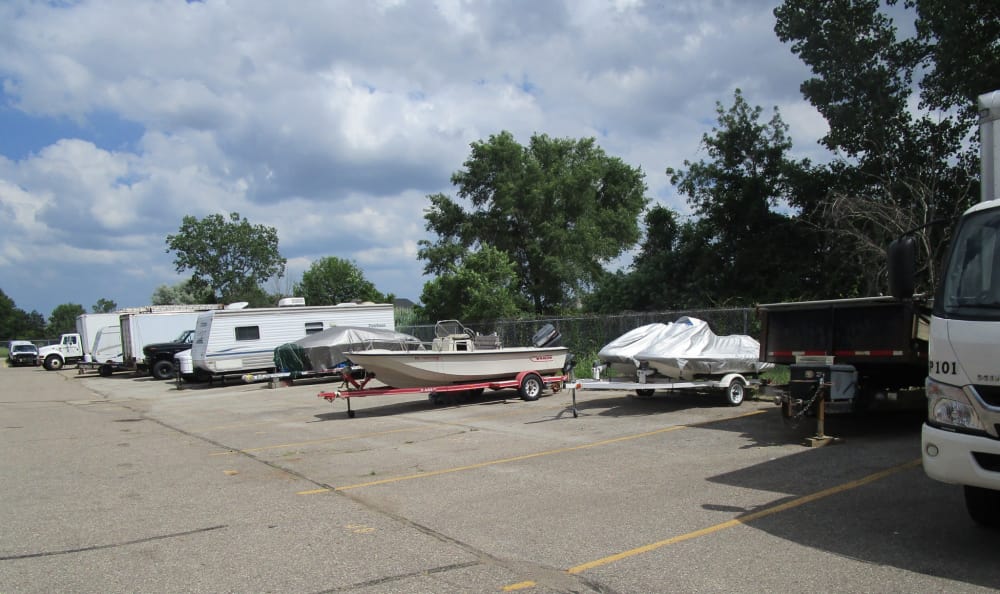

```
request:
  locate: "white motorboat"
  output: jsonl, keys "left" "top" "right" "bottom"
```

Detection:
{"left": 346, "top": 320, "right": 569, "bottom": 388}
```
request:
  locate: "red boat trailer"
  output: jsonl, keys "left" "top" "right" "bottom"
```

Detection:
{"left": 318, "top": 370, "right": 568, "bottom": 418}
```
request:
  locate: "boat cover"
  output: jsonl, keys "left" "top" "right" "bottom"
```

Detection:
{"left": 600, "top": 317, "right": 769, "bottom": 380}
{"left": 597, "top": 323, "right": 676, "bottom": 368}
{"left": 274, "top": 327, "right": 423, "bottom": 374}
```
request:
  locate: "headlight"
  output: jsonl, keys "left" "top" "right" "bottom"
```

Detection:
{"left": 926, "top": 377, "right": 984, "bottom": 431}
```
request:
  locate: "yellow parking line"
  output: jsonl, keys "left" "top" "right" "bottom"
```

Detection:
{"left": 503, "top": 458, "right": 922, "bottom": 590}
{"left": 297, "top": 409, "right": 767, "bottom": 494}
{"left": 570, "top": 457, "right": 921, "bottom": 572}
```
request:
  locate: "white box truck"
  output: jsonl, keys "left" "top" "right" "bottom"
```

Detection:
{"left": 38, "top": 312, "right": 122, "bottom": 371}
{"left": 182, "top": 300, "right": 395, "bottom": 382}
{"left": 891, "top": 89, "right": 1000, "bottom": 529}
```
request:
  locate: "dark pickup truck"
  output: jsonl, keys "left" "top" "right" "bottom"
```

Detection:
{"left": 142, "top": 329, "right": 195, "bottom": 380}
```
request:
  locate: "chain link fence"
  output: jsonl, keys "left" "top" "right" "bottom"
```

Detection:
{"left": 398, "top": 308, "right": 757, "bottom": 366}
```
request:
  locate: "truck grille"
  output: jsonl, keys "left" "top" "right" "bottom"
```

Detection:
{"left": 974, "top": 385, "right": 1000, "bottom": 407}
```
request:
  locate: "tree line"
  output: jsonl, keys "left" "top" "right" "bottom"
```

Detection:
{"left": 3, "top": 0, "right": 997, "bottom": 339}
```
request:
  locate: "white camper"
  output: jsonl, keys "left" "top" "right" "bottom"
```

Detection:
{"left": 188, "top": 301, "right": 395, "bottom": 379}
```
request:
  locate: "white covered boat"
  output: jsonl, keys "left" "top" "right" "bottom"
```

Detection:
{"left": 599, "top": 317, "right": 770, "bottom": 381}
{"left": 346, "top": 320, "right": 569, "bottom": 388}
{"left": 277, "top": 326, "right": 424, "bottom": 373}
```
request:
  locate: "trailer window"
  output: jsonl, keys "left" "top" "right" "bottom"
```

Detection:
{"left": 304, "top": 322, "right": 324, "bottom": 335}
{"left": 235, "top": 326, "right": 261, "bottom": 341}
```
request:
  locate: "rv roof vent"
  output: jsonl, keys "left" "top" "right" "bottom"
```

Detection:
{"left": 278, "top": 297, "right": 306, "bottom": 307}
{"left": 226, "top": 301, "right": 249, "bottom": 310}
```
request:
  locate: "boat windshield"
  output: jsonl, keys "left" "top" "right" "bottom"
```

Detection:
{"left": 434, "top": 320, "right": 472, "bottom": 338}
{"left": 941, "top": 207, "right": 1000, "bottom": 320}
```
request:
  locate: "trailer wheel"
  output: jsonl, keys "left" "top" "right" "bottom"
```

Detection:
{"left": 519, "top": 373, "right": 544, "bottom": 401}
{"left": 635, "top": 388, "right": 655, "bottom": 398}
{"left": 99, "top": 364, "right": 113, "bottom": 377}
{"left": 44, "top": 355, "right": 63, "bottom": 371}
{"left": 722, "top": 378, "right": 745, "bottom": 406}
{"left": 152, "top": 360, "right": 174, "bottom": 380}
{"left": 965, "top": 486, "right": 1000, "bottom": 529}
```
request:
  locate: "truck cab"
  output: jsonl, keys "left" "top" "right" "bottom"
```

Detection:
{"left": 142, "top": 329, "right": 196, "bottom": 380}
{"left": 37, "top": 333, "right": 84, "bottom": 370}
{"left": 921, "top": 197, "right": 1000, "bottom": 528}
{"left": 916, "top": 89, "right": 1000, "bottom": 529}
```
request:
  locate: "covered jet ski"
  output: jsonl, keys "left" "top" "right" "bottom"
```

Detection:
{"left": 599, "top": 317, "right": 770, "bottom": 381}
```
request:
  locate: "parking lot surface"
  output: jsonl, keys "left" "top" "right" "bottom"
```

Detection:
{"left": 2, "top": 364, "right": 999, "bottom": 593}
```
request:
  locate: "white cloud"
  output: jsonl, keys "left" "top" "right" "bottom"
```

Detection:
{"left": 0, "top": 0, "right": 826, "bottom": 316}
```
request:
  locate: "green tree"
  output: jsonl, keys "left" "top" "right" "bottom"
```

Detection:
{"left": 664, "top": 90, "right": 817, "bottom": 305}
{"left": 417, "top": 246, "right": 526, "bottom": 322}
{"left": 0, "top": 289, "right": 20, "bottom": 339}
{"left": 47, "top": 303, "right": 86, "bottom": 336}
{"left": 0, "top": 289, "right": 44, "bottom": 339}
{"left": 419, "top": 131, "right": 648, "bottom": 314}
{"left": 151, "top": 278, "right": 216, "bottom": 305}
{"left": 92, "top": 298, "right": 117, "bottom": 313}
{"left": 912, "top": 0, "right": 1000, "bottom": 123}
{"left": 294, "top": 257, "right": 387, "bottom": 305}
{"left": 165, "top": 212, "right": 287, "bottom": 304}
{"left": 21, "top": 310, "right": 46, "bottom": 339}
{"left": 774, "top": 0, "right": 981, "bottom": 294}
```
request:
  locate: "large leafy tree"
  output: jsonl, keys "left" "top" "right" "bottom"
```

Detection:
{"left": 419, "top": 131, "right": 648, "bottom": 314}
{"left": 294, "top": 257, "right": 388, "bottom": 305}
{"left": 47, "top": 303, "right": 85, "bottom": 336}
{"left": 417, "top": 246, "right": 526, "bottom": 322}
{"left": 774, "top": 0, "right": 982, "bottom": 293}
{"left": 165, "top": 212, "right": 287, "bottom": 304}
{"left": 664, "top": 90, "right": 818, "bottom": 305}
{"left": 912, "top": 0, "right": 1000, "bottom": 123}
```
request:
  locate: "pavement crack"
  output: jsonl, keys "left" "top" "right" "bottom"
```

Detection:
{"left": 311, "top": 560, "right": 481, "bottom": 592}
{"left": 0, "top": 525, "right": 227, "bottom": 561}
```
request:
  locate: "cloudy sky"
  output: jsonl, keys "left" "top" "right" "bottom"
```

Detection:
{"left": 0, "top": 0, "right": 831, "bottom": 318}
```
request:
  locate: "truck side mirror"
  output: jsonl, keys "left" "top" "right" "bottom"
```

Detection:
{"left": 887, "top": 236, "right": 916, "bottom": 299}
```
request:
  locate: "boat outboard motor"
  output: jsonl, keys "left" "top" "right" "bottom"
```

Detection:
{"left": 531, "top": 323, "right": 562, "bottom": 347}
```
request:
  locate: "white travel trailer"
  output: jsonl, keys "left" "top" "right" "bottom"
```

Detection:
{"left": 186, "top": 300, "right": 395, "bottom": 380}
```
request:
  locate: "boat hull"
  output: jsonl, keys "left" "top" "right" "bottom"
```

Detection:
{"left": 347, "top": 347, "right": 569, "bottom": 388}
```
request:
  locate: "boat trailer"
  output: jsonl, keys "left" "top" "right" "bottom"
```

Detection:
{"left": 318, "top": 370, "right": 567, "bottom": 418}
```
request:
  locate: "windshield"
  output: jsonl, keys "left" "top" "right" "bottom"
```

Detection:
{"left": 175, "top": 329, "right": 195, "bottom": 343}
{"left": 941, "top": 207, "right": 1000, "bottom": 319}
{"left": 13, "top": 344, "right": 37, "bottom": 353}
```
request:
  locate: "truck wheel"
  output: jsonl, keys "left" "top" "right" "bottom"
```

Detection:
{"left": 722, "top": 379, "right": 745, "bottom": 406}
{"left": 99, "top": 364, "right": 113, "bottom": 377}
{"left": 519, "top": 373, "right": 544, "bottom": 401}
{"left": 152, "top": 360, "right": 175, "bottom": 380}
{"left": 964, "top": 486, "right": 1000, "bottom": 529}
{"left": 44, "top": 355, "right": 63, "bottom": 371}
